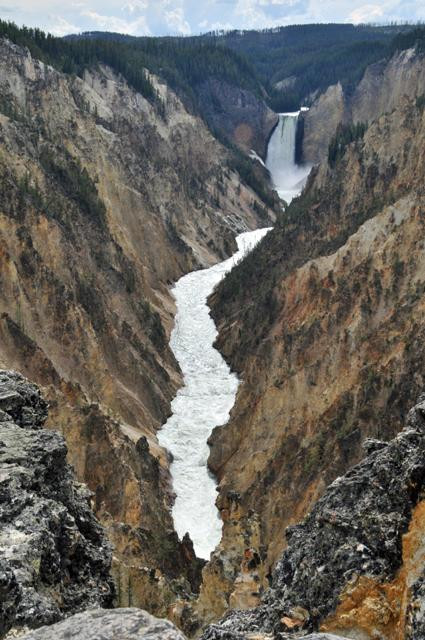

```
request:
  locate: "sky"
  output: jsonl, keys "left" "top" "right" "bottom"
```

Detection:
{"left": 0, "top": 0, "right": 423, "bottom": 38}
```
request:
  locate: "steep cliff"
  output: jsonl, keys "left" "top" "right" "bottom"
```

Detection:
{"left": 302, "top": 47, "right": 425, "bottom": 164}
{"left": 201, "top": 395, "right": 425, "bottom": 639}
{"left": 196, "top": 78, "right": 278, "bottom": 158}
{"left": 205, "top": 80, "right": 425, "bottom": 622}
{"left": 0, "top": 370, "right": 114, "bottom": 638}
{"left": 0, "top": 36, "right": 275, "bottom": 614}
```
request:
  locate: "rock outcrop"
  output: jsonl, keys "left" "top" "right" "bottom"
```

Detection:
{"left": 201, "top": 396, "right": 425, "bottom": 639}
{"left": 300, "top": 83, "right": 345, "bottom": 165}
{"left": 0, "top": 370, "right": 114, "bottom": 638}
{"left": 205, "top": 77, "right": 425, "bottom": 624}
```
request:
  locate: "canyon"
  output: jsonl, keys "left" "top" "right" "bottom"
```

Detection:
{"left": 0, "top": 34, "right": 275, "bottom": 621}
{"left": 1, "top": 20, "right": 425, "bottom": 640}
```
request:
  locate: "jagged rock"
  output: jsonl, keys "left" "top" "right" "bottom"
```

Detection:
{"left": 406, "top": 569, "right": 425, "bottom": 639}
{"left": 0, "top": 370, "right": 48, "bottom": 428}
{"left": 0, "top": 371, "right": 114, "bottom": 638}
{"left": 19, "top": 608, "right": 187, "bottom": 639}
{"left": 0, "top": 562, "right": 20, "bottom": 637}
{"left": 201, "top": 395, "right": 425, "bottom": 639}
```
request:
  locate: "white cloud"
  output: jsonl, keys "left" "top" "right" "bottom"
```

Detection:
{"left": 49, "top": 15, "right": 81, "bottom": 35}
{"left": 199, "top": 19, "right": 235, "bottom": 31}
{"left": 81, "top": 8, "right": 151, "bottom": 33}
{"left": 349, "top": 3, "right": 384, "bottom": 23}
{"left": 121, "top": 0, "right": 148, "bottom": 15}
{"left": 165, "top": 7, "right": 191, "bottom": 34}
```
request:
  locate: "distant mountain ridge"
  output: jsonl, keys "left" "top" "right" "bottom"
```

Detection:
{"left": 64, "top": 23, "right": 419, "bottom": 111}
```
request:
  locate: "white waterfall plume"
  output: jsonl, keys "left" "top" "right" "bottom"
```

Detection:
{"left": 266, "top": 111, "right": 310, "bottom": 204}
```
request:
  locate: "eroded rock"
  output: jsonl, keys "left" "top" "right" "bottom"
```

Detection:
{"left": 0, "top": 370, "right": 48, "bottom": 428}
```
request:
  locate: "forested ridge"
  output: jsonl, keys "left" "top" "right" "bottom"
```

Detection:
{"left": 2, "top": 20, "right": 424, "bottom": 116}
{"left": 65, "top": 22, "right": 423, "bottom": 110}
{"left": 209, "top": 23, "right": 422, "bottom": 110}
{"left": 0, "top": 20, "right": 262, "bottom": 111}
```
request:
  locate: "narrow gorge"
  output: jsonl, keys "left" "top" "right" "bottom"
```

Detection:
{"left": 158, "top": 111, "right": 306, "bottom": 562}
{"left": 1, "top": 18, "right": 425, "bottom": 640}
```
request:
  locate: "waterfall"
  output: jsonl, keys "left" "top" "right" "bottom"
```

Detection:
{"left": 266, "top": 111, "right": 310, "bottom": 204}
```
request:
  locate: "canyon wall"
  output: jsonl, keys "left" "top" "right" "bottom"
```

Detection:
{"left": 302, "top": 47, "right": 425, "bottom": 164}
{"left": 204, "top": 50, "right": 425, "bottom": 627}
{"left": 0, "top": 37, "right": 275, "bottom": 615}
{"left": 197, "top": 78, "right": 278, "bottom": 158}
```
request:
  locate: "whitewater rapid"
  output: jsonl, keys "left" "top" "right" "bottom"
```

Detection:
{"left": 158, "top": 228, "right": 270, "bottom": 559}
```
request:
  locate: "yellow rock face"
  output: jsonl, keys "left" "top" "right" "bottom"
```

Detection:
{"left": 321, "top": 500, "right": 425, "bottom": 639}
{"left": 0, "top": 38, "right": 274, "bottom": 617}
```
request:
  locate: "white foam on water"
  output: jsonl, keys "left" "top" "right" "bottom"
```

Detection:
{"left": 158, "top": 228, "right": 271, "bottom": 559}
{"left": 159, "top": 108, "right": 311, "bottom": 560}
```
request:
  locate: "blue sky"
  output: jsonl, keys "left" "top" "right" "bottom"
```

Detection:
{"left": 0, "top": 0, "right": 423, "bottom": 37}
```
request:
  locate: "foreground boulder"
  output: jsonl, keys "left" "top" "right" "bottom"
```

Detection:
{"left": 19, "top": 609, "right": 346, "bottom": 640}
{"left": 202, "top": 395, "right": 425, "bottom": 639}
{"left": 0, "top": 370, "right": 114, "bottom": 638}
{"left": 19, "top": 608, "right": 187, "bottom": 640}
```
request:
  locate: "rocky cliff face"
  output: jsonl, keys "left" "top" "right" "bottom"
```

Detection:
{"left": 302, "top": 47, "right": 425, "bottom": 164}
{"left": 300, "top": 83, "right": 345, "bottom": 165}
{"left": 201, "top": 395, "right": 425, "bottom": 639}
{"left": 205, "top": 80, "right": 425, "bottom": 625}
{"left": 0, "top": 370, "right": 114, "bottom": 638}
{"left": 0, "top": 37, "right": 274, "bottom": 615}
{"left": 197, "top": 78, "right": 278, "bottom": 158}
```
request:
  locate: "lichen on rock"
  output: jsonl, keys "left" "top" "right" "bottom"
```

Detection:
{"left": 0, "top": 370, "right": 114, "bottom": 638}
{"left": 18, "top": 608, "right": 187, "bottom": 640}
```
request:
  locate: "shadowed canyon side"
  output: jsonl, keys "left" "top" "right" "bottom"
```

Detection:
{"left": 207, "top": 45, "right": 425, "bottom": 637}
{"left": 0, "top": 37, "right": 276, "bottom": 616}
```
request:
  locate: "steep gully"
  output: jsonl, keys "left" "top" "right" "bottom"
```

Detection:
{"left": 158, "top": 111, "right": 309, "bottom": 559}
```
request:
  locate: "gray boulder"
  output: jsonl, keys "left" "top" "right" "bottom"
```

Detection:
{"left": 19, "top": 608, "right": 187, "bottom": 639}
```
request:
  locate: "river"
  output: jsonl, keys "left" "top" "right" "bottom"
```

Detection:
{"left": 158, "top": 111, "right": 308, "bottom": 559}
